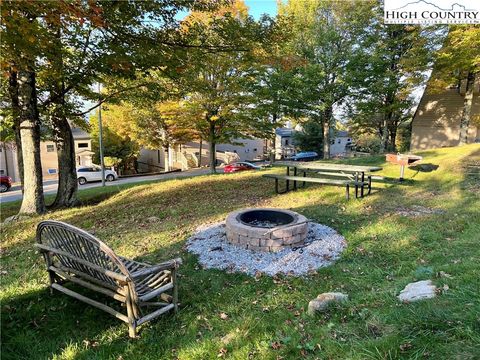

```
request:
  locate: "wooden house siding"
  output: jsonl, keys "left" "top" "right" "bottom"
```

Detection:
{"left": 411, "top": 87, "right": 479, "bottom": 150}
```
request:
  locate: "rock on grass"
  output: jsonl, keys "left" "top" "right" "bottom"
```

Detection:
{"left": 307, "top": 292, "right": 348, "bottom": 315}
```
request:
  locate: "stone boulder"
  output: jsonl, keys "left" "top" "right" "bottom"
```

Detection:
{"left": 398, "top": 280, "right": 436, "bottom": 302}
{"left": 307, "top": 292, "right": 348, "bottom": 315}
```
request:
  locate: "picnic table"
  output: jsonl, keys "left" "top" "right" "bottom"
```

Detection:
{"left": 264, "top": 161, "right": 383, "bottom": 199}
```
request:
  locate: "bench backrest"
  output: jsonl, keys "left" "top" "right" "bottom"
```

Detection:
{"left": 36, "top": 220, "right": 130, "bottom": 286}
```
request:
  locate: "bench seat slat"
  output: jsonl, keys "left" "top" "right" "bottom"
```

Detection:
{"left": 263, "top": 174, "right": 365, "bottom": 185}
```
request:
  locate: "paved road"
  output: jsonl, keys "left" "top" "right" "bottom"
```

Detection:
{"left": 0, "top": 168, "right": 213, "bottom": 204}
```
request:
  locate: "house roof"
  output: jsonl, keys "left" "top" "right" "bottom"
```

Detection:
{"left": 335, "top": 130, "right": 349, "bottom": 138}
{"left": 72, "top": 127, "right": 90, "bottom": 140}
{"left": 275, "top": 128, "right": 294, "bottom": 136}
{"left": 76, "top": 149, "right": 94, "bottom": 155}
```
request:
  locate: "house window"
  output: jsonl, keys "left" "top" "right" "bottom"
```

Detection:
{"left": 285, "top": 139, "right": 289, "bottom": 146}
{"left": 338, "top": 139, "right": 341, "bottom": 144}
{"left": 48, "top": 168, "right": 57, "bottom": 174}
{"left": 0, "top": 170, "right": 4, "bottom": 174}
{"left": 347, "top": 138, "right": 351, "bottom": 142}
{"left": 157, "top": 150, "right": 161, "bottom": 163}
{"left": 78, "top": 142, "right": 88, "bottom": 148}
{"left": 330, "top": 139, "right": 335, "bottom": 145}
{"left": 253, "top": 148, "right": 257, "bottom": 152}
{"left": 46, "top": 144, "right": 55, "bottom": 152}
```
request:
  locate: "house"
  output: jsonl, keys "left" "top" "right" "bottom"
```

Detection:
{"left": 411, "top": 77, "right": 479, "bottom": 150}
{"left": 275, "top": 125, "right": 353, "bottom": 159}
{"left": 0, "top": 126, "right": 93, "bottom": 182}
{"left": 136, "top": 137, "right": 266, "bottom": 172}
{"left": 275, "top": 127, "right": 296, "bottom": 159}
{"left": 330, "top": 130, "right": 352, "bottom": 157}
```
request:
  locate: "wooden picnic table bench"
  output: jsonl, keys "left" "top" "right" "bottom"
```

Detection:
{"left": 262, "top": 174, "right": 369, "bottom": 200}
{"left": 273, "top": 161, "right": 382, "bottom": 198}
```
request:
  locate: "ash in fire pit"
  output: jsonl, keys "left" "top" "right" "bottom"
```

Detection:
{"left": 239, "top": 209, "right": 295, "bottom": 228}
{"left": 226, "top": 208, "right": 308, "bottom": 252}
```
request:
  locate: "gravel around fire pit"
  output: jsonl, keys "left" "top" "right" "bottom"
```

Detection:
{"left": 186, "top": 222, "right": 347, "bottom": 277}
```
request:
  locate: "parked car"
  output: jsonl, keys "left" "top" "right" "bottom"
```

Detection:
{"left": 224, "top": 162, "right": 262, "bottom": 173}
{"left": 76, "top": 166, "right": 118, "bottom": 185}
{"left": 0, "top": 175, "right": 12, "bottom": 193}
{"left": 291, "top": 151, "right": 319, "bottom": 161}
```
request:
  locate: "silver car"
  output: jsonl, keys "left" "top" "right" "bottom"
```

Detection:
{"left": 76, "top": 166, "right": 118, "bottom": 185}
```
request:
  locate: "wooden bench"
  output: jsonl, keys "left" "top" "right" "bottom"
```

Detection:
{"left": 263, "top": 174, "right": 370, "bottom": 199}
{"left": 35, "top": 220, "right": 181, "bottom": 338}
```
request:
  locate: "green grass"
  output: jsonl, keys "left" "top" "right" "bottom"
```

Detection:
{"left": 1, "top": 145, "right": 479, "bottom": 360}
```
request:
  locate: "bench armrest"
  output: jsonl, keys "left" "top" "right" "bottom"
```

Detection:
{"left": 130, "top": 258, "right": 182, "bottom": 279}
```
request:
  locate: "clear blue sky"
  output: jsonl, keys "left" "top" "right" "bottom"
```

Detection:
{"left": 245, "top": 0, "right": 278, "bottom": 19}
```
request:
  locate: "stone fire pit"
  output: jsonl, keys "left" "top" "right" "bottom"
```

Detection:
{"left": 226, "top": 208, "right": 308, "bottom": 252}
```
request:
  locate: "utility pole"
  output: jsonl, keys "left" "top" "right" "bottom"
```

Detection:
{"left": 98, "top": 82, "right": 105, "bottom": 187}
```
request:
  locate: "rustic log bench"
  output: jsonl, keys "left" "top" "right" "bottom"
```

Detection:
{"left": 35, "top": 220, "right": 181, "bottom": 338}
{"left": 262, "top": 174, "right": 370, "bottom": 199}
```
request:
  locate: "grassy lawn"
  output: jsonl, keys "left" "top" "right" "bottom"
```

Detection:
{"left": 1, "top": 145, "right": 479, "bottom": 359}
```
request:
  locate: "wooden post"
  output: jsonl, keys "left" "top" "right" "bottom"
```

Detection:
{"left": 124, "top": 284, "right": 137, "bottom": 338}
{"left": 346, "top": 184, "right": 350, "bottom": 200}
{"left": 172, "top": 268, "right": 178, "bottom": 313}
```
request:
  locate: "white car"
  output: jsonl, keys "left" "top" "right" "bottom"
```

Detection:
{"left": 76, "top": 166, "right": 118, "bottom": 185}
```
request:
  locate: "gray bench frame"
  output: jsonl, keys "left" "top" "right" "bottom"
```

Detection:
{"left": 263, "top": 173, "right": 371, "bottom": 199}
{"left": 36, "top": 220, "right": 181, "bottom": 338}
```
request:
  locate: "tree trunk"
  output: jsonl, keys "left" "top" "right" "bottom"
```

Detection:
{"left": 389, "top": 124, "right": 397, "bottom": 152}
{"left": 208, "top": 121, "right": 217, "bottom": 173}
{"left": 198, "top": 138, "right": 203, "bottom": 167}
{"left": 17, "top": 69, "right": 45, "bottom": 214}
{"left": 8, "top": 69, "right": 24, "bottom": 187}
{"left": 164, "top": 145, "right": 170, "bottom": 172}
{"left": 51, "top": 118, "right": 78, "bottom": 208}
{"left": 49, "top": 20, "right": 79, "bottom": 209}
{"left": 459, "top": 72, "right": 475, "bottom": 146}
{"left": 379, "top": 118, "right": 389, "bottom": 153}
{"left": 2, "top": 143, "right": 8, "bottom": 177}
{"left": 271, "top": 113, "right": 277, "bottom": 162}
{"left": 322, "top": 107, "right": 332, "bottom": 159}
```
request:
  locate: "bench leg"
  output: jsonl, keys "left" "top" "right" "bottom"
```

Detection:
{"left": 42, "top": 252, "right": 59, "bottom": 295}
{"left": 125, "top": 285, "right": 137, "bottom": 338}
{"left": 275, "top": 178, "right": 289, "bottom": 194}
{"left": 367, "top": 175, "right": 372, "bottom": 195}
{"left": 355, "top": 184, "right": 359, "bottom": 198}
{"left": 360, "top": 172, "right": 365, "bottom": 198}
{"left": 302, "top": 171, "right": 306, "bottom": 188}
{"left": 346, "top": 184, "right": 350, "bottom": 200}
{"left": 293, "top": 167, "right": 297, "bottom": 190}
{"left": 172, "top": 268, "right": 179, "bottom": 313}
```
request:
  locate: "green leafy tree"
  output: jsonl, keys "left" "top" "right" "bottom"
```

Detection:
{"left": 347, "top": 21, "right": 441, "bottom": 152}
{"left": 293, "top": 120, "right": 324, "bottom": 154}
{"left": 1, "top": 0, "right": 228, "bottom": 214}
{"left": 178, "top": 0, "right": 273, "bottom": 173}
{"left": 278, "top": 0, "right": 373, "bottom": 159}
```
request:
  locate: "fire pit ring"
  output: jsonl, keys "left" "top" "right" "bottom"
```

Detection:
{"left": 226, "top": 208, "right": 308, "bottom": 252}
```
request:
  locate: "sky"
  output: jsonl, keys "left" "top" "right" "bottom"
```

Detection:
{"left": 245, "top": 0, "right": 278, "bottom": 19}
